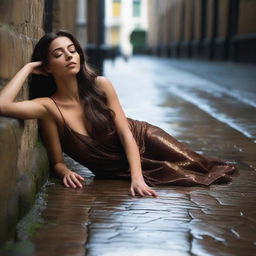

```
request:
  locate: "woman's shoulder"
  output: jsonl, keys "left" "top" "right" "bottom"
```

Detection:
{"left": 32, "top": 97, "right": 53, "bottom": 105}
{"left": 32, "top": 97, "right": 61, "bottom": 122}
{"left": 95, "top": 76, "right": 110, "bottom": 86}
{"left": 95, "top": 75, "right": 108, "bottom": 83}
{"left": 95, "top": 76, "right": 115, "bottom": 93}
{"left": 32, "top": 97, "right": 57, "bottom": 113}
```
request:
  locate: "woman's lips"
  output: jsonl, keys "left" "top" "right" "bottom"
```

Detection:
{"left": 66, "top": 62, "right": 76, "bottom": 67}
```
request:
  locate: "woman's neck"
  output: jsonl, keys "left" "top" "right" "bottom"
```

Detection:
{"left": 53, "top": 75, "right": 80, "bottom": 102}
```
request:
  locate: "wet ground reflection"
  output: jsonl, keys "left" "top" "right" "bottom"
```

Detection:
{"left": 8, "top": 56, "right": 256, "bottom": 256}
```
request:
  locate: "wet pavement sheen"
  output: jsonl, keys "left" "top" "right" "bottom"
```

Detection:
{"left": 10, "top": 57, "right": 256, "bottom": 256}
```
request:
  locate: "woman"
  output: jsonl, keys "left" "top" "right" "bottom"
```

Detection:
{"left": 0, "top": 31, "right": 237, "bottom": 197}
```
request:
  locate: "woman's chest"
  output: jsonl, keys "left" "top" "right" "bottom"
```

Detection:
{"left": 53, "top": 103, "right": 91, "bottom": 136}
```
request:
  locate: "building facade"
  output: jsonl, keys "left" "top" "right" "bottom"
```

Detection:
{"left": 147, "top": 0, "right": 256, "bottom": 64}
{"left": 105, "top": 0, "right": 149, "bottom": 56}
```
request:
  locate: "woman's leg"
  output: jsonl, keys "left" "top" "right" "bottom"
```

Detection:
{"left": 142, "top": 124, "right": 222, "bottom": 173}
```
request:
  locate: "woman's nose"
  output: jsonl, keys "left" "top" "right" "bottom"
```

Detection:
{"left": 66, "top": 54, "right": 72, "bottom": 60}
{"left": 65, "top": 51, "right": 72, "bottom": 60}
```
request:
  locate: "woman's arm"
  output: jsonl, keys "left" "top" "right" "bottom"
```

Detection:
{"left": 0, "top": 62, "right": 84, "bottom": 188}
{"left": 96, "top": 76, "right": 158, "bottom": 197}
{"left": 0, "top": 62, "right": 47, "bottom": 119}
{"left": 39, "top": 115, "right": 85, "bottom": 189}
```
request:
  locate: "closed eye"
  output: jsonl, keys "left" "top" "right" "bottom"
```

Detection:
{"left": 52, "top": 44, "right": 77, "bottom": 57}
{"left": 54, "top": 53, "right": 62, "bottom": 58}
{"left": 54, "top": 49, "right": 76, "bottom": 58}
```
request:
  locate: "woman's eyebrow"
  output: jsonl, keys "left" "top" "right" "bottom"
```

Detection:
{"left": 52, "top": 43, "right": 74, "bottom": 53}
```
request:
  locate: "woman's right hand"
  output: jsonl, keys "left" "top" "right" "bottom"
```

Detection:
{"left": 62, "top": 170, "right": 85, "bottom": 189}
{"left": 26, "top": 61, "right": 49, "bottom": 76}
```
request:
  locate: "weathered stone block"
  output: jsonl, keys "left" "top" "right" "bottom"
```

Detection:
{"left": 0, "top": 117, "right": 20, "bottom": 243}
{"left": 0, "top": 0, "right": 48, "bottom": 247}
{"left": 0, "top": 117, "right": 49, "bottom": 244}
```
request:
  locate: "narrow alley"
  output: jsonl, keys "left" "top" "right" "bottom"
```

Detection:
{"left": 6, "top": 56, "right": 256, "bottom": 256}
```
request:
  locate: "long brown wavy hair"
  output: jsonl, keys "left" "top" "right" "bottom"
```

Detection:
{"left": 29, "top": 30, "right": 115, "bottom": 139}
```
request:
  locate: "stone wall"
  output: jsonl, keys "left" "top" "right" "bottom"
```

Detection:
{"left": 52, "top": 0, "right": 77, "bottom": 33}
{"left": 147, "top": 0, "right": 256, "bottom": 63}
{"left": 0, "top": 0, "right": 49, "bottom": 246}
{"left": 238, "top": 0, "right": 256, "bottom": 35}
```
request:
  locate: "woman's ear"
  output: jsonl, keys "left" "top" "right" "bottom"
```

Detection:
{"left": 44, "top": 65, "right": 51, "bottom": 74}
{"left": 38, "top": 65, "right": 51, "bottom": 77}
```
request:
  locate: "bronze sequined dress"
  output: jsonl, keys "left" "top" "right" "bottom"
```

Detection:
{"left": 51, "top": 98, "right": 237, "bottom": 186}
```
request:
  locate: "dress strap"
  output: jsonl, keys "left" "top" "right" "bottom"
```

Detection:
{"left": 50, "top": 97, "right": 67, "bottom": 126}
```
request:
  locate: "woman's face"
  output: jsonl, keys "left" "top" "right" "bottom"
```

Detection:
{"left": 46, "top": 36, "right": 81, "bottom": 77}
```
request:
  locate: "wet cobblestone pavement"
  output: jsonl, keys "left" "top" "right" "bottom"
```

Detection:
{"left": 3, "top": 57, "right": 256, "bottom": 256}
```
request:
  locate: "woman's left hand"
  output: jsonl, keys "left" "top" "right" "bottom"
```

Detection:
{"left": 130, "top": 178, "right": 158, "bottom": 198}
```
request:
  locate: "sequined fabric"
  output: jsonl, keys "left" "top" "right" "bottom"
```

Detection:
{"left": 59, "top": 117, "right": 237, "bottom": 186}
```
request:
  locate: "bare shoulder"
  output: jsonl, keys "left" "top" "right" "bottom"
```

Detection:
{"left": 32, "top": 97, "right": 55, "bottom": 109}
{"left": 95, "top": 76, "right": 111, "bottom": 84}
{"left": 95, "top": 76, "right": 114, "bottom": 92}
{"left": 32, "top": 97, "right": 52, "bottom": 105}
{"left": 32, "top": 97, "right": 56, "bottom": 119}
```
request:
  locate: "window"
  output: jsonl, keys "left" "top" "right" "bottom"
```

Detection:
{"left": 110, "top": 27, "right": 120, "bottom": 45}
{"left": 113, "top": 0, "right": 121, "bottom": 17}
{"left": 133, "top": 0, "right": 141, "bottom": 17}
